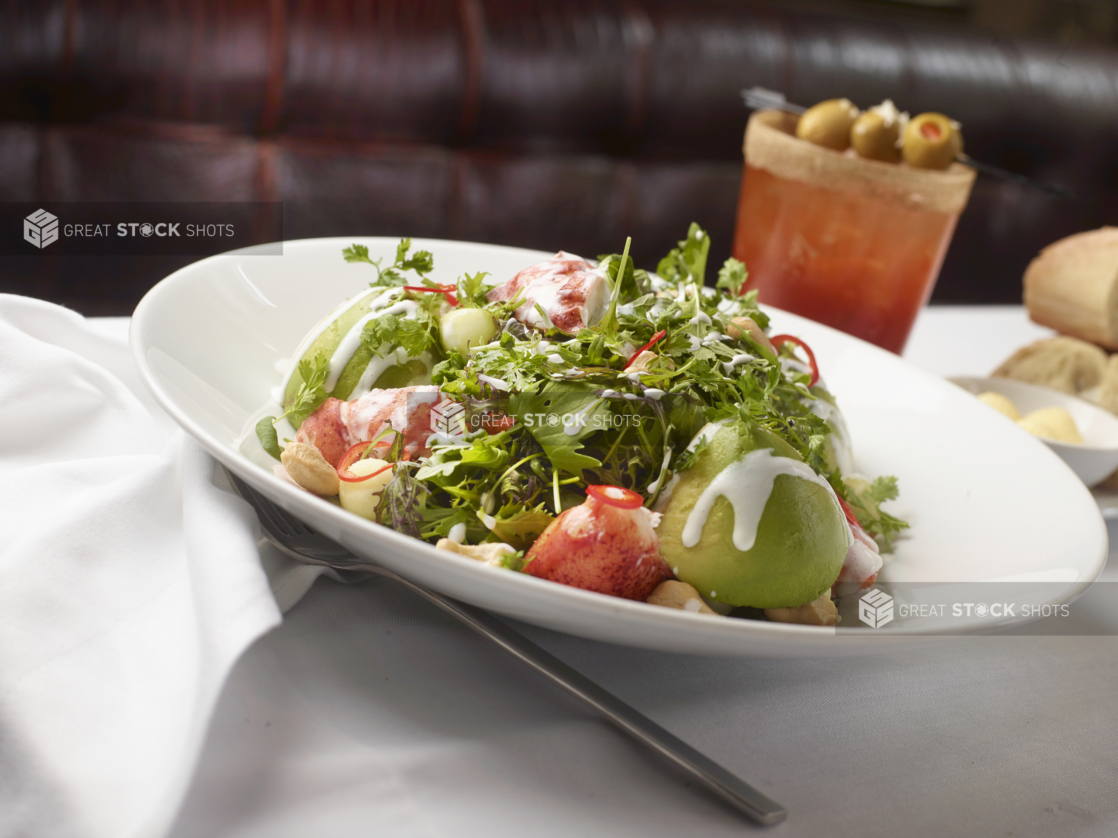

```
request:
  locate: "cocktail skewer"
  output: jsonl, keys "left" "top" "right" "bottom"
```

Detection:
{"left": 741, "top": 87, "right": 1074, "bottom": 199}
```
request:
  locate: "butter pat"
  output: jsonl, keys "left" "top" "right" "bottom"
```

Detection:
{"left": 1018, "top": 407, "right": 1083, "bottom": 445}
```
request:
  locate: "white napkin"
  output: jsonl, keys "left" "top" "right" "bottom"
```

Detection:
{"left": 0, "top": 295, "right": 305, "bottom": 838}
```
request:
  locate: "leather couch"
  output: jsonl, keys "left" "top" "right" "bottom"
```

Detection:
{"left": 2, "top": 0, "right": 1116, "bottom": 314}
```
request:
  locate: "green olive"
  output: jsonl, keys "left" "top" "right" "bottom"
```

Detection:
{"left": 439, "top": 307, "right": 498, "bottom": 356}
{"left": 795, "top": 99, "right": 860, "bottom": 151}
{"left": 850, "top": 110, "right": 902, "bottom": 163}
{"left": 902, "top": 112, "right": 963, "bottom": 170}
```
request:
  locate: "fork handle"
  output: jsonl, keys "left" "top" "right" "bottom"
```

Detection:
{"left": 379, "top": 567, "right": 788, "bottom": 827}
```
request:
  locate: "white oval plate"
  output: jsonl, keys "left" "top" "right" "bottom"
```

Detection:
{"left": 131, "top": 238, "right": 1108, "bottom": 657}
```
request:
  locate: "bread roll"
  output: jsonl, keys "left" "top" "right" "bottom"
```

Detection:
{"left": 992, "top": 336, "right": 1106, "bottom": 394}
{"left": 1024, "top": 227, "right": 1118, "bottom": 349}
{"left": 1097, "top": 354, "right": 1118, "bottom": 415}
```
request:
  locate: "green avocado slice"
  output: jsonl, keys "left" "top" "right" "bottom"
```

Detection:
{"left": 657, "top": 422, "right": 848, "bottom": 609}
{"left": 283, "top": 291, "right": 381, "bottom": 410}
{"left": 282, "top": 291, "right": 433, "bottom": 428}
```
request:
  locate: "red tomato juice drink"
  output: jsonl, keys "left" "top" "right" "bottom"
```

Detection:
{"left": 733, "top": 110, "right": 975, "bottom": 354}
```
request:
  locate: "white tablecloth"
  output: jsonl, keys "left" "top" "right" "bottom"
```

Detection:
{"left": 51, "top": 309, "right": 1118, "bottom": 836}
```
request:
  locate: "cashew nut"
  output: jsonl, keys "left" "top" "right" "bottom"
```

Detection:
{"left": 646, "top": 580, "right": 720, "bottom": 615}
{"left": 726, "top": 316, "right": 774, "bottom": 353}
{"left": 764, "top": 592, "right": 837, "bottom": 626}
{"left": 627, "top": 350, "right": 675, "bottom": 375}
{"left": 436, "top": 538, "right": 516, "bottom": 567}
{"left": 281, "top": 442, "right": 340, "bottom": 496}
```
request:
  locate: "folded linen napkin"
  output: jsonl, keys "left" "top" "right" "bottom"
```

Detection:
{"left": 0, "top": 295, "right": 315, "bottom": 838}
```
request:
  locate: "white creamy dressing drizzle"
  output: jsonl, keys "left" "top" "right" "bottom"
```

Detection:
{"left": 448, "top": 522, "right": 467, "bottom": 544}
{"left": 689, "top": 312, "right": 712, "bottom": 326}
{"left": 681, "top": 448, "right": 851, "bottom": 552}
{"left": 617, "top": 303, "right": 636, "bottom": 317}
{"left": 350, "top": 347, "right": 431, "bottom": 399}
{"left": 647, "top": 447, "right": 673, "bottom": 494}
{"left": 427, "top": 431, "right": 472, "bottom": 449}
{"left": 325, "top": 290, "right": 419, "bottom": 391}
{"left": 276, "top": 285, "right": 382, "bottom": 401}
{"left": 687, "top": 335, "right": 702, "bottom": 351}
{"left": 563, "top": 398, "right": 604, "bottom": 437}
{"left": 686, "top": 420, "right": 725, "bottom": 454}
{"left": 644, "top": 388, "right": 665, "bottom": 400}
{"left": 722, "top": 354, "right": 755, "bottom": 375}
{"left": 648, "top": 302, "right": 665, "bottom": 319}
{"left": 477, "top": 374, "right": 509, "bottom": 391}
{"left": 781, "top": 357, "right": 811, "bottom": 377}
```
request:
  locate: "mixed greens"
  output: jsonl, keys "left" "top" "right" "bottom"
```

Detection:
{"left": 259, "top": 226, "right": 906, "bottom": 569}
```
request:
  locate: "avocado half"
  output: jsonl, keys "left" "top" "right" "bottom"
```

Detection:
{"left": 657, "top": 422, "right": 849, "bottom": 609}
{"left": 282, "top": 291, "right": 432, "bottom": 428}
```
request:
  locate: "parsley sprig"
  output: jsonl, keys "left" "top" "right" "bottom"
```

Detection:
{"left": 343, "top": 238, "right": 435, "bottom": 286}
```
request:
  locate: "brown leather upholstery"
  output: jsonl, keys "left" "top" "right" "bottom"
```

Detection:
{"left": 2, "top": 0, "right": 1117, "bottom": 314}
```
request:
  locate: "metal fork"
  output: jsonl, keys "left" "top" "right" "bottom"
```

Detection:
{"left": 227, "top": 471, "right": 787, "bottom": 827}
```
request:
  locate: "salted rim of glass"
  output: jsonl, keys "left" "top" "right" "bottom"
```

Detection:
{"left": 744, "top": 109, "right": 976, "bottom": 215}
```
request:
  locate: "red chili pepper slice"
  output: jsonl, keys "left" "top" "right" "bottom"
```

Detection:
{"left": 836, "top": 495, "right": 861, "bottom": 530}
{"left": 404, "top": 284, "right": 459, "bottom": 307}
{"left": 769, "top": 334, "right": 820, "bottom": 387}
{"left": 586, "top": 485, "right": 644, "bottom": 510}
{"left": 623, "top": 330, "right": 667, "bottom": 370}
{"left": 337, "top": 440, "right": 394, "bottom": 483}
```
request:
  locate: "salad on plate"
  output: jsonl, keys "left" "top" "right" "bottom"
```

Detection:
{"left": 255, "top": 225, "right": 907, "bottom": 626}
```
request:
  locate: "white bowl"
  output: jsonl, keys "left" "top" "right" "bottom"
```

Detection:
{"left": 950, "top": 376, "right": 1118, "bottom": 487}
{"left": 130, "top": 238, "right": 1108, "bottom": 656}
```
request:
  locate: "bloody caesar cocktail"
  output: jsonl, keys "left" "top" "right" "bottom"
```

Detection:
{"left": 733, "top": 110, "right": 975, "bottom": 353}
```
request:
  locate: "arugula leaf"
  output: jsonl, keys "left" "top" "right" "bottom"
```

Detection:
{"left": 656, "top": 222, "right": 710, "bottom": 285}
{"left": 716, "top": 257, "right": 748, "bottom": 297}
{"left": 255, "top": 416, "right": 283, "bottom": 460}
{"left": 416, "top": 431, "right": 511, "bottom": 480}
{"left": 508, "top": 382, "right": 612, "bottom": 473}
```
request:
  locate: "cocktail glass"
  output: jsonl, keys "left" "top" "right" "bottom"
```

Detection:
{"left": 733, "top": 110, "right": 975, "bottom": 354}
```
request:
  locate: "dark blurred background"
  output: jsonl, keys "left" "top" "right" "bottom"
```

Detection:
{"left": 1, "top": 0, "right": 1116, "bottom": 315}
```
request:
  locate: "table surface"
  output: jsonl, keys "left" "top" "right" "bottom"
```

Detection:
{"left": 163, "top": 307, "right": 1118, "bottom": 838}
